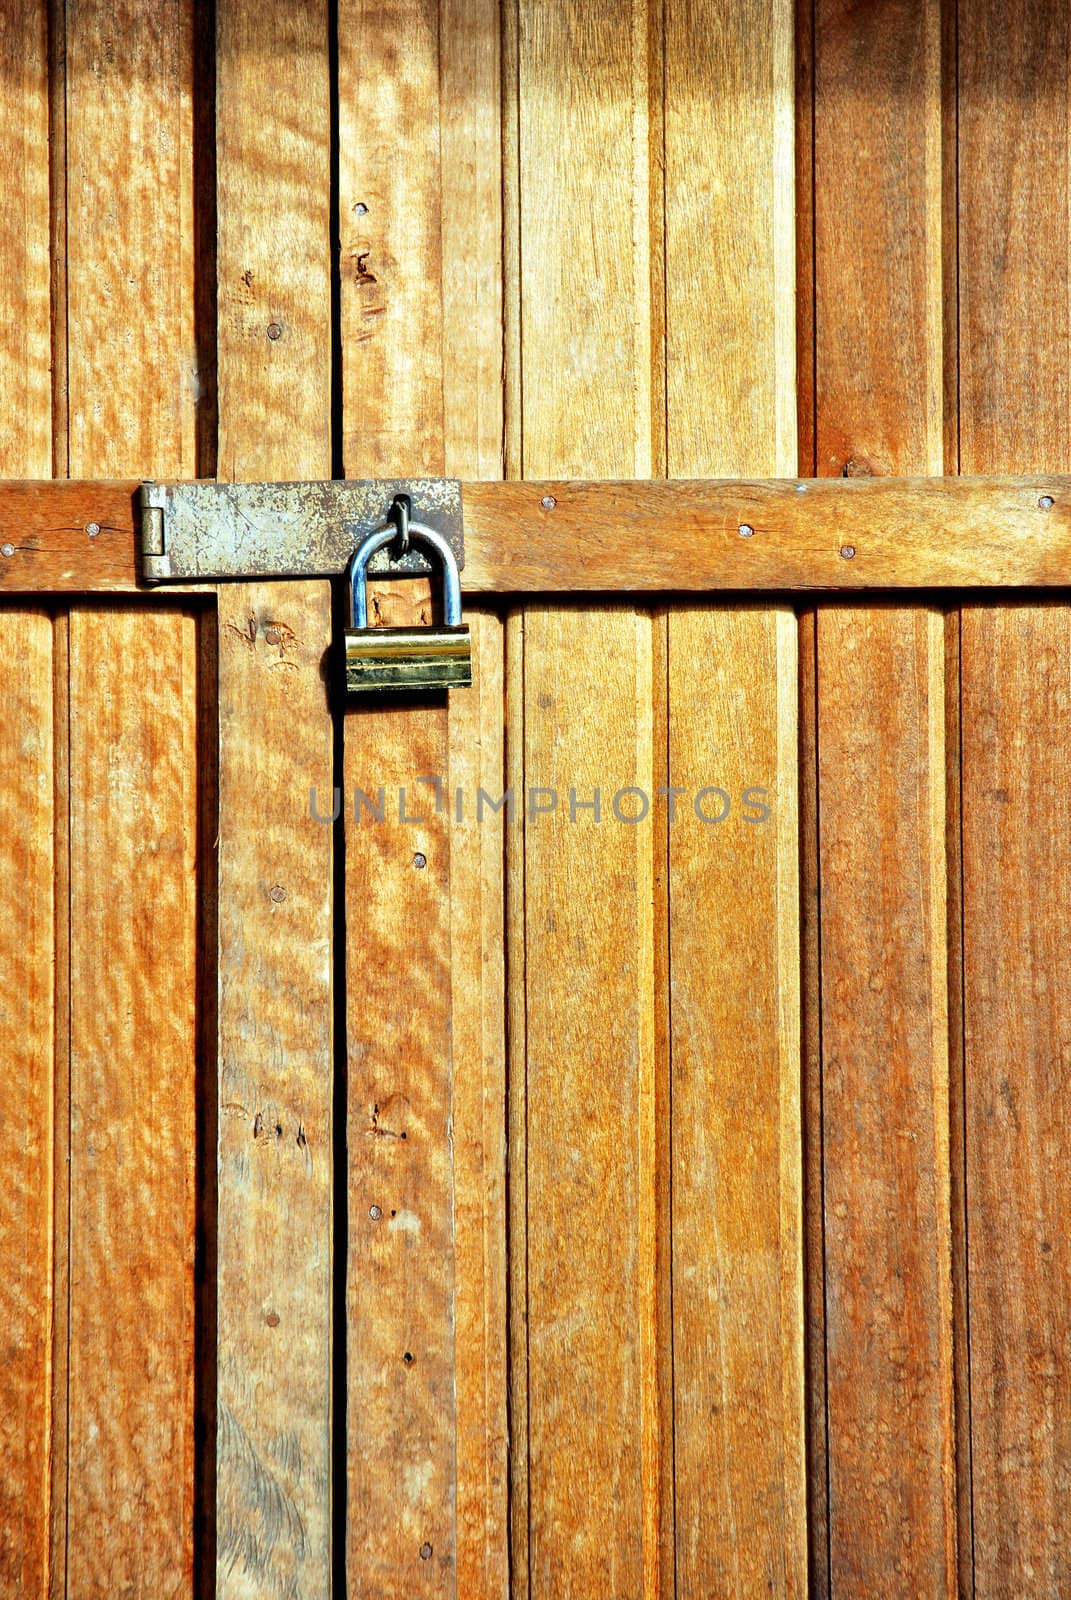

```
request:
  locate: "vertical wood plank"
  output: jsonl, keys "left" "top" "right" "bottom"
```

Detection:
{"left": 508, "top": 3, "right": 665, "bottom": 1592}
{"left": 662, "top": 3, "right": 803, "bottom": 1593}
{"left": 67, "top": 608, "right": 199, "bottom": 1596}
{"left": 667, "top": 608, "right": 802, "bottom": 1598}
{"left": 0, "top": 612, "right": 54, "bottom": 1597}
{"left": 0, "top": 5, "right": 54, "bottom": 1589}
{"left": 214, "top": 2, "right": 334, "bottom": 1595}
{"left": 66, "top": 0, "right": 197, "bottom": 481}
{"left": 0, "top": 0, "right": 50, "bottom": 477}
{"left": 810, "top": 3, "right": 957, "bottom": 1594}
{"left": 62, "top": 1, "right": 200, "bottom": 1591}
{"left": 959, "top": 6, "right": 1071, "bottom": 1592}
{"left": 339, "top": 3, "right": 506, "bottom": 1592}
{"left": 520, "top": 606, "right": 658, "bottom": 1600}
{"left": 817, "top": 607, "right": 955, "bottom": 1598}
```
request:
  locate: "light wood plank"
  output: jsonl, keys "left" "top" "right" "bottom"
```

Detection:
{"left": 0, "top": 611, "right": 54, "bottom": 1597}
{"left": 62, "top": 1, "right": 200, "bottom": 1590}
{"left": 67, "top": 606, "right": 199, "bottom": 1596}
{"left": 520, "top": 606, "right": 659, "bottom": 1597}
{"left": 667, "top": 607, "right": 802, "bottom": 1596}
{"left": 449, "top": 611, "right": 508, "bottom": 1600}
{"left": 339, "top": 4, "right": 505, "bottom": 1590}
{"left": 662, "top": 2, "right": 803, "bottom": 1592}
{"left": 0, "top": 5, "right": 55, "bottom": 1587}
{"left": 508, "top": 2, "right": 665, "bottom": 1589}
{"left": 66, "top": 0, "right": 197, "bottom": 481}
{"left": 959, "top": 4, "right": 1071, "bottom": 1589}
{"left": 811, "top": 3, "right": 957, "bottom": 1592}
{"left": 214, "top": 1, "right": 334, "bottom": 1594}
{"left": 344, "top": 697, "right": 458, "bottom": 1596}
{"left": 0, "top": 0, "right": 50, "bottom": 477}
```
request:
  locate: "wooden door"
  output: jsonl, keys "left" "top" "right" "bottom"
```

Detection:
{"left": 5, "top": 2, "right": 1071, "bottom": 1598}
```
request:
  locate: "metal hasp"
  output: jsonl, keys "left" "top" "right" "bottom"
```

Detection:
{"left": 344, "top": 520, "right": 472, "bottom": 694}
{"left": 138, "top": 478, "right": 464, "bottom": 583}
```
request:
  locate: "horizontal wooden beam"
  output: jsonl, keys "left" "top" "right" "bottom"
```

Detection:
{"left": 2, "top": 475, "right": 1071, "bottom": 592}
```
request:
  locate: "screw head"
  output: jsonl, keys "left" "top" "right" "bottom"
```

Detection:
{"left": 86, "top": 521, "right": 101, "bottom": 538}
{"left": 541, "top": 495, "right": 557, "bottom": 511}
{"left": 738, "top": 523, "right": 755, "bottom": 539}
{"left": 840, "top": 544, "right": 856, "bottom": 560}
{"left": 369, "top": 1204, "right": 382, "bottom": 1221}
{"left": 267, "top": 321, "right": 283, "bottom": 341}
{"left": 0, "top": 543, "right": 14, "bottom": 558}
{"left": 1040, "top": 495, "right": 1055, "bottom": 510}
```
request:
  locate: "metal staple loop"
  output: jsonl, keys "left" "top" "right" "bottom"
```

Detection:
{"left": 389, "top": 492, "right": 411, "bottom": 558}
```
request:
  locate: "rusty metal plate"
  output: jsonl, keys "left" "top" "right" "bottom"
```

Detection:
{"left": 139, "top": 478, "right": 463, "bottom": 583}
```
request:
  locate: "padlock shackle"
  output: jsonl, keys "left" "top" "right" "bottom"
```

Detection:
{"left": 346, "top": 519, "right": 463, "bottom": 629}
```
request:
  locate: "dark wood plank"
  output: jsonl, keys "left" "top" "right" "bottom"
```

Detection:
{"left": 811, "top": 1, "right": 957, "bottom": 1593}
{"left": 959, "top": 2, "right": 1071, "bottom": 1590}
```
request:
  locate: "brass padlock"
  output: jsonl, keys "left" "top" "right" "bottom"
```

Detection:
{"left": 344, "top": 518, "right": 472, "bottom": 694}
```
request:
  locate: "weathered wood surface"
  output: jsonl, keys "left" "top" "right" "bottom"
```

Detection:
{"left": 0, "top": 612, "right": 54, "bottom": 1597}
{"left": 62, "top": 1, "right": 201, "bottom": 1593}
{"left": 663, "top": 3, "right": 804, "bottom": 1594}
{"left": 806, "top": 3, "right": 958, "bottom": 1596}
{"left": 213, "top": 1, "right": 335, "bottom": 1595}
{"left": 959, "top": 3, "right": 1071, "bottom": 1592}
{"left": 0, "top": 5, "right": 54, "bottom": 1591}
{"left": 67, "top": 607, "right": 200, "bottom": 1596}
{"left": 506, "top": 4, "right": 665, "bottom": 1591}
{"left": 340, "top": 3, "right": 506, "bottom": 1590}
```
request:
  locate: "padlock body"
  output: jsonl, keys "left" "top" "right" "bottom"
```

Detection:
{"left": 345, "top": 624, "right": 472, "bottom": 693}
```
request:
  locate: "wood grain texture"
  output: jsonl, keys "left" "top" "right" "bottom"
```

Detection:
{"left": 508, "top": 3, "right": 665, "bottom": 1590}
{"left": 662, "top": 4, "right": 804, "bottom": 1592}
{"left": 0, "top": 7, "right": 54, "bottom": 1585}
{"left": 62, "top": 1, "right": 201, "bottom": 1590}
{"left": 665, "top": 0, "right": 795, "bottom": 479}
{"left": 67, "top": 607, "right": 199, "bottom": 1598}
{"left": 0, "top": 0, "right": 50, "bottom": 477}
{"left": 811, "top": 4, "right": 956, "bottom": 1593}
{"left": 0, "top": 611, "right": 54, "bottom": 1597}
{"left": 65, "top": 0, "right": 197, "bottom": 480}
{"left": 344, "top": 697, "right": 458, "bottom": 1596}
{"left": 448, "top": 611, "right": 508, "bottom": 1600}
{"left": 339, "top": 4, "right": 506, "bottom": 1590}
{"left": 214, "top": 2, "right": 334, "bottom": 1594}
{"left": 959, "top": 4, "right": 1071, "bottom": 1591}
{"left": 518, "top": 606, "right": 660, "bottom": 1598}
{"left": 817, "top": 610, "right": 955, "bottom": 1598}
{"left": 668, "top": 608, "right": 803, "bottom": 1597}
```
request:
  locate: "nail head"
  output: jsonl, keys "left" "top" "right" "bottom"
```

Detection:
{"left": 369, "top": 1204, "right": 382, "bottom": 1221}
{"left": 840, "top": 544, "right": 856, "bottom": 560}
{"left": 541, "top": 495, "right": 557, "bottom": 511}
{"left": 1040, "top": 495, "right": 1055, "bottom": 510}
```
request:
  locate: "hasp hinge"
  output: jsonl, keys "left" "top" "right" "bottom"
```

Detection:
{"left": 138, "top": 479, "right": 464, "bottom": 585}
